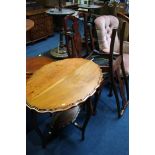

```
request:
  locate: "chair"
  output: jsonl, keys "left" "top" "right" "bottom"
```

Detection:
{"left": 63, "top": 15, "right": 93, "bottom": 58}
{"left": 93, "top": 15, "right": 129, "bottom": 116}
{"left": 62, "top": 15, "right": 96, "bottom": 140}
{"left": 64, "top": 14, "right": 128, "bottom": 117}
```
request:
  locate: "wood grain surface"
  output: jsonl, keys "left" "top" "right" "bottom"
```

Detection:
{"left": 26, "top": 58, "right": 103, "bottom": 113}
{"left": 26, "top": 19, "right": 34, "bottom": 31}
{"left": 26, "top": 56, "right": 53, "bottom": 73}
{"left": 26, "top": 56, "right": 54, "bottom": 80}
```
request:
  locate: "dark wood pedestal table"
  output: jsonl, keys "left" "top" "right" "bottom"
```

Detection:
{"left": 78, "top": 3, "right": 102, "bottom": 28}
{"left": 26, "top": 58, "right": 103, "bottom": 147}
{"left": 78, "top": 3, "right": 102, "bottom": 13}
{"left": 46, "top": 8, "right": 75, "bottom": 59}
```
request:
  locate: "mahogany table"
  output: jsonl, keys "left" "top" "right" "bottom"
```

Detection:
{"left": 26, "top": 19, "right": 34, "bottom": 31}
{"left": 26, "top": 58, "right": 103, "bottom": 147}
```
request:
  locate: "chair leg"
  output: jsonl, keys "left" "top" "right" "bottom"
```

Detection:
{"left": 110, "top": 71, "right": 121, "bottom": 118}
{"left": 31, "top": 110, "right": 46, "bottom": 148}
{"left": 121, "top": 62, "right": 129, "bottom": 100}
{"left": 93, "top": 90, "right": 100, "bottom": 115}
{"left": 81, "top": 97, "right": 93, "bottom": 140}
{"left": 116, "top": 68, "right": 128, "bottom": 116}
{"left": 93, "top": 80, "right": 104, "bottom": 115}
{"left": 108, "top": 82, "right": 113, "bottom": 97}
{"left": 116, "top": 68, "right": 127, "bottom": 104}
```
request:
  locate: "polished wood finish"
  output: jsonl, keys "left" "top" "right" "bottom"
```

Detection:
{"left": 26, "top": 56, "right": 53, "bottom": 80}
{"left": 26, "top": 58, "right": 103, "bottom": 113}
{"left": 26, "top": 8, "right": 53, "bottom": 43}
{"left": 26, "top": 19, "right": 34, "bottom": 31}
{"left": 26, "top": 56, "right": 53, "bottom": 73}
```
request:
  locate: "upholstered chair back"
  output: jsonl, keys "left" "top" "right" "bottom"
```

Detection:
{"left": 94, "top": 15, "right": 120, "bottom": 53}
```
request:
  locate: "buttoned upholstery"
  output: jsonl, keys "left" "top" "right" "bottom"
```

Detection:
{"left": 95, "top": 15, "right": 129, "bottom": 74}
{"left": 94, "top": 15, "right": 120, "bottom": 53}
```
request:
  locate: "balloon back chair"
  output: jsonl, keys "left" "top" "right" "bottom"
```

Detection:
{"left": 93, "top": 15, "right": 129, "bottom": 117}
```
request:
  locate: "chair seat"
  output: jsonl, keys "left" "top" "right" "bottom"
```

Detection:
{"left": 95, "top": 41, "right": 129, "bottom": 75}
{"left": 91, "top": 54, "right": 109, "bottom": 66}
{"left": 100, "top": 41, "right": 129, "bottom": 54}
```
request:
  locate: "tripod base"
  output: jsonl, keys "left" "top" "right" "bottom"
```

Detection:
{"left": 50, "top": 47, "right": 68, "bottom": 59}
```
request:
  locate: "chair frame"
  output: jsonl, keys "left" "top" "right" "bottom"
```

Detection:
{"left": 92, "top": 18, "right": 129, "bottom": 117}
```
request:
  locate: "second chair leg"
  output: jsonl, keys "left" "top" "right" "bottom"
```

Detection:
{"left": 81, "top": 97, "right": 93, "bottom": 140}
{"left": 31, "top": 110, "right": 46, "bottom": 148}
{"left": 73, "top": 97, "right": 93, "bottom": 140}
{"left": 93, "top": 80, "right": 105, "bottom": 115}
{"left": 110, "top": 71, "right": 121, "bottom": 118}
{"left": 121, "top": 62, "right": 129, "bottom": 100}
{"left": 116, "top": 68, "right": 128, "bottom": 116}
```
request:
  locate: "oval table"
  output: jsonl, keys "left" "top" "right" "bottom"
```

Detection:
{"left": 26, "top": 19, "right": 34, "bottom": 31}
{"left": 26, "top": 58, "right": 103, "bottom": 147}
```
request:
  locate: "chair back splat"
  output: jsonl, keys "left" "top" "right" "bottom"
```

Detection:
{"left": 64, "top": 15, "right": 82, "bottom": 58}
{"left": 64, "top": 14, "right": 95, "bottom": 58}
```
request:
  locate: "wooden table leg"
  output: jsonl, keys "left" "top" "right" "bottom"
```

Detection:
{"left": 30, "top": 110, "right": 46, "bottom": 148}
{"left": 73, "top": 97, "right": 93, "bottom": 140}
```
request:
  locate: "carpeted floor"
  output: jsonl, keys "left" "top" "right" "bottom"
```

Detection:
{"left": 26, "top": 22, "right": 129, "bottom": 155}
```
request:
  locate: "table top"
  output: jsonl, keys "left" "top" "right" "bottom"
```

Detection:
{"left": 26, "top": 19, "right": 34, "bottom": 31}
{"left": 26, "top": 58, "right": 103, "bottom": 113}
{"left": 46, "top": 8, "right": 75, "bottom": 16}
{"left": 78, "top": 4, "right": 102, "bottom": 9}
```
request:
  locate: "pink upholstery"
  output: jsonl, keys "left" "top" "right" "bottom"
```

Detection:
{"left": 94, "top": 15, "right": 120, "bottom": 53}
{"left": 95, "top": 15, "right": 129, "bottom": 75}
